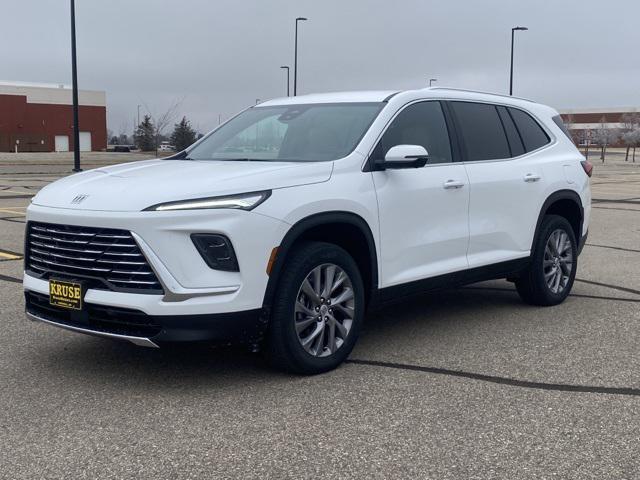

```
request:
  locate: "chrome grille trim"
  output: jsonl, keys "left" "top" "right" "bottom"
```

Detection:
{"left": 26, "top": 222, "right": 163, "bottom": 293}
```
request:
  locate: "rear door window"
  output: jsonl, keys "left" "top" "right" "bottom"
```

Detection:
{"left": 450, "top": 102, "right": 511, "bottom": 161}
{"left": 508, "top": 108, "right": 550, "bottom": 152}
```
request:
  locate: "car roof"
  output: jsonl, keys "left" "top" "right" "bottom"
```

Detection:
{"left": 258, "top": 91, "right": 399, "bottom": 106}
{"left": 257, "top": 87, "right": 557, "bottom": 118}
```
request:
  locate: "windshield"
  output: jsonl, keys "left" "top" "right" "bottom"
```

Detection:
{"left": 185, "top": 102, "right": 383, "bottom": 162}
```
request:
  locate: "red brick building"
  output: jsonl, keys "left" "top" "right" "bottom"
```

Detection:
{"left": 0, "top": 81, "right": 106, "bottom": 152}
{"left": 560, "top": 108, "right": 640, "bottom": 147}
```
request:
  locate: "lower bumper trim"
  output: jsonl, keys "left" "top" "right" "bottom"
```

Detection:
{"left": 27, "top": 311, "right": 160, "bottom": 348}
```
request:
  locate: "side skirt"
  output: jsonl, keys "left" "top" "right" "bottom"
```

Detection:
{"left": 372, "top": 257, "right": 530, "bottom": 308}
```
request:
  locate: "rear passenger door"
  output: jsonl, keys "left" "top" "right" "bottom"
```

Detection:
{"left": 448, "top": 101, "right": 550, "bottom": 268}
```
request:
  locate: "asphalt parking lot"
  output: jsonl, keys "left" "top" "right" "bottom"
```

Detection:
{"left": 0, "top": 152, "right": 638, "bottom": 479}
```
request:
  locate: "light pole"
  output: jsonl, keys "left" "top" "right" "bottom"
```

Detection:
{"left": 280, "top": 65, "right": 290, "bottom": 96}
{"left": 429, "top": 78, "right": 437, "bottom": 87}
{"left": 510, "top": 26, "right": 528, "bottom": 96}
{"left": 293, "top": 17, "right": 307, "bottom": 96}
{"left": 70, "top": 0, "right": 81, "bottom": 171}
{"left": 137, "top": 104, "right": 141, "bottom": 126}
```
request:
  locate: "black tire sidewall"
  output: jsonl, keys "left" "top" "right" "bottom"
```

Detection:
{"left": 530, "top": 215, "right": 578, "bottom": 305}
{"left": 268, "top": 241, "right": 365, "bottom": 374}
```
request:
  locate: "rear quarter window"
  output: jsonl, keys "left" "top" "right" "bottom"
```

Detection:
{"left": 552, "top": 115, "right": 575, "bottom": 144}
{"left": 508, "top": 108, "right": 550, "bottom": 152}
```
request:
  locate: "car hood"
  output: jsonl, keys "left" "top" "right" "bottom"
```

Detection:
{"left": 32, "top": 159, "right": 333, "bottom": 212}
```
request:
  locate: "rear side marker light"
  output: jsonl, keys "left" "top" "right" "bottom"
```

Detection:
{"left": 191, "top": 234, "right": 239, "bottom": 272}
{"left": 581, "top": 160, "right": 593, "bottom": 177}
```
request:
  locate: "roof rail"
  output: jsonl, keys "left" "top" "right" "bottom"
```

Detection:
{"left": 427, "top": 86, "right": 535, "bottom": 103}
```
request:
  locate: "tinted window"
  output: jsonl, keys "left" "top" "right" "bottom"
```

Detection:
{"left": 372, "top": 101, "right": 452, "bottom": 164}
{"left": 552, "top": 115, "right": 574, "bottom": 144}
{"left": 497, "top": 106, "right": 525, "bottom": 157}
{"left": 509, "top": 108, "right": 550, "bottom": 152}
{"left": 450, "top": 102, "right": 510, "bottom": 161}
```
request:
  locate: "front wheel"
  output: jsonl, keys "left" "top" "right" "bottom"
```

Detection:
{"left": 516, "top": 215, "right": 578, "bottom": 306}
{"left": 266, "top": 241, "right": 365, "bottom": 374}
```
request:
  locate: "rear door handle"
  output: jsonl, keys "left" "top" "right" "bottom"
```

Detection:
{"left": 443, "top": 179, "right": 465, "bottom": 189}
{"left": 524, "top": 173, "right": 541, "bottom": 183}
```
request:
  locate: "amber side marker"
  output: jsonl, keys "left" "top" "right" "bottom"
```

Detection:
{"left": 266, "top": 247, "right": 279, "bottom": 275}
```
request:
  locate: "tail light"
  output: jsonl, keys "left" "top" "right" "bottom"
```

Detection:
{"left": 580, "top": 160, "right": 593, "bottom": 177}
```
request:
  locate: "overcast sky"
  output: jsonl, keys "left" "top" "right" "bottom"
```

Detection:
{"left": 3, "top": 0, "right": 639, "bottom": 134}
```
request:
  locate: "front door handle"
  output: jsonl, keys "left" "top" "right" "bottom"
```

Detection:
{"left": 443, "top": 179, "right": 465, "bottom": 189}
{"left": 524, "top": 173, "right": 541, "bottom": 183}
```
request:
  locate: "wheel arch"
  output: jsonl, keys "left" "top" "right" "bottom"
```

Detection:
{"left": 261, "top": 211, "right": 379, "bottom": 314}
{"left": 532, "top": 189, "right": 584, "bottom": 251}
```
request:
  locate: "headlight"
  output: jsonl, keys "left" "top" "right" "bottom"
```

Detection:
{"left": 144, "top": 190, "right": 271, "bottom": 212}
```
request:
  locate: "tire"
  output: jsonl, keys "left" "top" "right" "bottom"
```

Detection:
{"left": 265, "top": 241, "right": 365, "bottom": 374}
{"left": 516, "top": 215, "right": 578, "bottom": 306}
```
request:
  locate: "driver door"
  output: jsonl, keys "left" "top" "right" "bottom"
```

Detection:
{"left": 370, "top": 101, "right": 470, "bottom": 288}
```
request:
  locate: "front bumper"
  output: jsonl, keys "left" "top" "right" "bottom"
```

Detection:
{"left": 24, "top": 204, "right": 290, "bottom": 316}
{"left": 23, "top": 204, "right": 290, "bottom": 347}
{"left": 25, "top": 290, "right": 264, "bottom": 346}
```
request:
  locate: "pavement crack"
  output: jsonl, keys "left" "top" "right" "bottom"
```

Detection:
{"left": 0, "top": 273, "right": 21, "bottom": 284}
{"left": 586, "top": 243, "right": 640, "bottom": 254}
{"left": 462, "top": 286, "right": 640, "bottom": 303}
{"left": 592, "top": 198, "right": 640, "bottom": 205}
{"left": 346, "top": 358, "right": 640, "bottom": 397}
{"left": 575, "top": 278, "right": 640, "bottom": 297}
{"left": 592, "top": 206, "right": 640, "bottom": 213}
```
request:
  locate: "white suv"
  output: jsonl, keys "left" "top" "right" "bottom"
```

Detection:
{"left": 24, "top": 88, "right": 592, "bottom": 374}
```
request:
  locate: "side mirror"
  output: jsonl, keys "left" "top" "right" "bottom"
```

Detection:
{"left": 377, "top": 144, "right": 429, "bottom": 170}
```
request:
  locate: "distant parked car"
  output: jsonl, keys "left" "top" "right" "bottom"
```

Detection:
{"left": 113, "top": 145, "right": 131, "bottom": 152}
{"left": 159, "top": 142, "right": 175, "bottom": 152}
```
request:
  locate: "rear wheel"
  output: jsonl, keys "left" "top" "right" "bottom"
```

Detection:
{"left": 266, "top": 241, "right": 364, "bottom": 374}
{"left": 516, "top": 215, "right": 577, "bottom": 306}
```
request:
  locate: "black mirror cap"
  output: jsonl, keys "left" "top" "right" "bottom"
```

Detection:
{"left": 191, "top": 234, "right": 239, "bottom": 272}
{"left": 372, "top": 157, "right": 428, "bottom": 171}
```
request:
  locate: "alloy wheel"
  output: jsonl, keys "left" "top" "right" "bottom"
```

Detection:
{"left": 543, "top": 229, "right": 574, "bottom": 294}
{"left": 294, "top": 263, "right": 355, "bottom": 357}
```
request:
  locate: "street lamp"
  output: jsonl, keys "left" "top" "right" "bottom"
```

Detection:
{"left": 510, "top": 26, "right": 528, "bottom": 96}
{"left": 293, "top": 17, "right": 307, "bottom": 96}
{"left": 70, "top": 0, "right": 81, "bottom": 171}
{"left": 429, "top": 78, "right": 437, "bottom": 87}
{"left": 137, "top": 104, "right": 141, "bottom": 126}
{"left": 280, "top": 65, "right": 290, "bottom": 96}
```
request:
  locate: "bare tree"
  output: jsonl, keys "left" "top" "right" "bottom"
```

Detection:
{"left": 622, "top": 128, "right": 640, "bottom": 162}
{"left": 142, "top": 97, "right": 184, "bottom": 156}
{"left": 583, "top": 128, "right": 592, "bottom": 160}
{"left": 593, "top": 116, "right": 619, "bottom": 162}
{"left": 620, "top": 113, "right": 640, "bottom": 161}
{"left": 117, "top": 120, "right": 131, "bottom": 145}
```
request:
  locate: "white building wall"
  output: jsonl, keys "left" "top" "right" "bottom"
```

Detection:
{"left": 0, "top": 81, "right": 105, "bottom": 107}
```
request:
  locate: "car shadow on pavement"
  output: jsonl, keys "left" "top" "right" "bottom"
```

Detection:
{"left": 27, "top": 284, "right": 524, "bottom": 386}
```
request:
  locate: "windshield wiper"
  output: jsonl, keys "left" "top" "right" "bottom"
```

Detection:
{"left": 215, "top": 158, "right": 273, "bottom": 162}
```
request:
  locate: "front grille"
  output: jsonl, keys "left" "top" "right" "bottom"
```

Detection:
{"left": 26, "top": 291, "right": 162, "bottom": 337}
{"left": 25, "top": 221, "right": 163, "bottom": 294}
